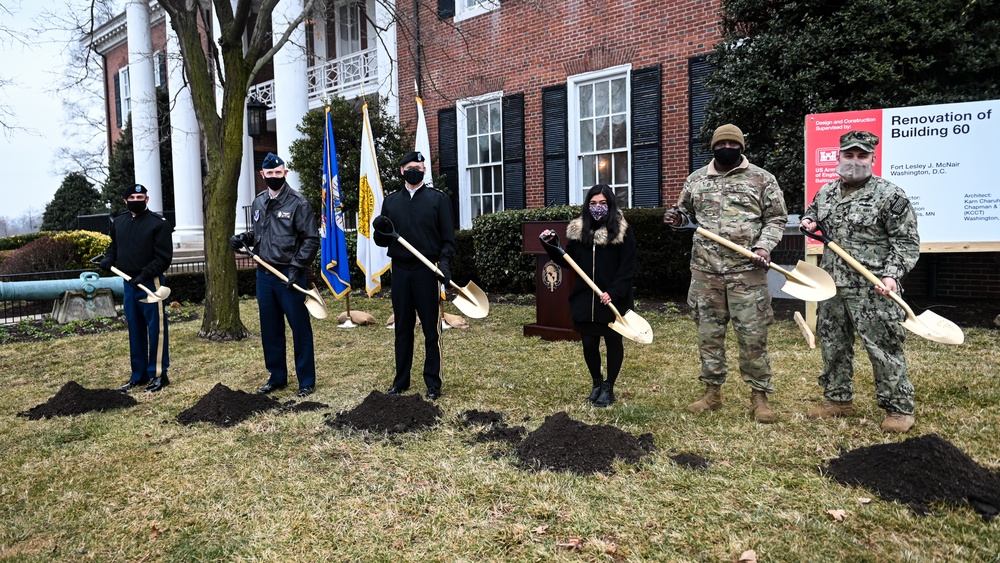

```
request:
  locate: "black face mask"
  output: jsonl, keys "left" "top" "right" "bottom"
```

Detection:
{"left": 264, "top": 177, "right": 285, "bottom": 191}
{"left": 402, "top": 168, "right": 425, "bottom": 186}
{"left": 126, "top": 200, "right": 147, "bottom": 214}
{"left": 713, "top": 147, "right": 742, "bottom": 169}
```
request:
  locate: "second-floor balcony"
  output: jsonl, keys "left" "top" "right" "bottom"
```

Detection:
{"left": 248, "top": 47, "right": 379, "bottom": 113}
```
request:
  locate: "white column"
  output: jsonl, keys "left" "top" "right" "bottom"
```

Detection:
{"left": 374, "top": 0, "right": 399, "bottom": 121}
{"left": 165, "top": 14, "right": 204, "bottom": 252}
{"left": 236, "top": 113, "right": 256, "bottom": 233}
{"left": 127, "top": 0, "right": 163, "bottom": 211}
{"left": 272, "top": 0, "right": 310, "bottom": 188}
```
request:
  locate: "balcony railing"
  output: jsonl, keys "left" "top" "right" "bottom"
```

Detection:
{"left": 248, "top": 48, "right": 379, "bottom": 110}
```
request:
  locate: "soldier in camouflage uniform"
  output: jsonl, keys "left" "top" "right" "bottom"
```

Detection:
{"left": 801, "top": 130, "right": 920, "bottom": 433}
{"left": 665, "top": 124, "right": 787, "bottom": 423}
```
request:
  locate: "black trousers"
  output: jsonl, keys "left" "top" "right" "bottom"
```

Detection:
{"left": 390, "top": 265, "right": 443, "bottom": 390}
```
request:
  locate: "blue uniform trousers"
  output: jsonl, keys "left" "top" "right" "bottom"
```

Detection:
{"left": 257, "top": 268, "right": 315, "bottom": 388}
{"left": 122, "top": 275, "right": 169, "bottom": 383}
{"left": 390, "top": 266, "right": 443, "bottom": 391}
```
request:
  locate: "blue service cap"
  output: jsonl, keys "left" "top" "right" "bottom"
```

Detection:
{"left": 262, "top": 152, "right": 285, "bottom": 169}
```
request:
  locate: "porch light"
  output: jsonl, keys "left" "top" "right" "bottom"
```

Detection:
{"left": 246, "top": 97, "right": 268, "bottom": 139}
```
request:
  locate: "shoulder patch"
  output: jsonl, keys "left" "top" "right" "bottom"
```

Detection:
{"left": 889, "top": 194, "right": 910, "bottom": 215}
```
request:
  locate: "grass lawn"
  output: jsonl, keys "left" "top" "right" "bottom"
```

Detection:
{"left": 1, "top": 296, "right": 998, "bottom": 562}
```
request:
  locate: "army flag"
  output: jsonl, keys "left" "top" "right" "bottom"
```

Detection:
{"left": 319, "top": 105, "right": 350, "bottom": 298}
{"left": 415, "top": 94, "right": 433, "bottom": 187}
{"left": 357, "top": 102, "right": 391, "bottom": 296}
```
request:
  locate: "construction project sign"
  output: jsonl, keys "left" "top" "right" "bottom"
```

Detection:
{"left": 805, "top": 99, "right": 1000, "bottom": 252}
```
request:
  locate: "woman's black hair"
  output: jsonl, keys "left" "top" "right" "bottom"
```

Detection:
{"left": 579, "top": 184, "right": 621, "bottom": 245}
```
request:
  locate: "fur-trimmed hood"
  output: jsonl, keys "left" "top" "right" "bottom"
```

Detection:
{"left": 566, "top": 215, "right": 628, "bottom": 246}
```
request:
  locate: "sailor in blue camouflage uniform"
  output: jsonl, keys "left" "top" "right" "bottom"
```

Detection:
{"left": 801, "top": 130, "right": 920, "bottom": 433}
{"left": 664, "top": 124, "right": 787, "bottom": 423}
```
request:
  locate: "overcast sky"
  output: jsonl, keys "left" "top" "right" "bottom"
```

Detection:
{"left": 1, "top": 1, "right": 107, "bottom": 222}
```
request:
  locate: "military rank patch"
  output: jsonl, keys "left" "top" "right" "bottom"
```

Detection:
{"left": 889, "top": 195, "right": 910, "bottom": 215}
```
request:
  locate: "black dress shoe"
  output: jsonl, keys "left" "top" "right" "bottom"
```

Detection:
{"left": 386, "top": 386, "right": 409, "bottom": 395}
{"left": 425, "top": 387, "right": 442, "bottom": 400}
{"left": 145, "top": 375, "right": 169, "bottom": 393}
{"left": 256, "top": 383, "right": 287, "bottom": 395}
{"left": 117, "top": 379, "right": 148, "bottom": 393}
{"left": 296, "top": 386, "right": 315, "bottom": 398}
{"left": 585, "top": 386, "right": 602, "bottom": 403}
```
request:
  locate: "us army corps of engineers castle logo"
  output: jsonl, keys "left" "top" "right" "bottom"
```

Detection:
{"left": 542, "top": 261, "right": 562, "bottom": 292}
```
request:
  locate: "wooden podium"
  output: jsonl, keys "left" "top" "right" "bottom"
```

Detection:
{"left": 522, "top": 220, "right": 580, "bottom": 341}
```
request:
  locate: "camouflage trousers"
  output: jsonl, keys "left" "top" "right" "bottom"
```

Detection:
{"left": 817, "top": 286, "right": 914, "bottom": 414}
{"left": 687, "top": 268, "right": 774, "bottom": 392}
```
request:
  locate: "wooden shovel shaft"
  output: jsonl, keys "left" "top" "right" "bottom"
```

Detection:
{"left": 393, "top": 236, "right": 460, "bottom": 292}
{"left": 695, "top": 227, "right": 813, "bottom": 283}
{"left": 109, "top": 265, "right": 161, "bottom": 301}
{"left": 251, "top": 255, "right": 309, "bottom": 294}
{"left": 823, "top": 241, "right": 918, "bottom": 318}
{"left": 559, "top": 252, "right": 625, "bottom": 322}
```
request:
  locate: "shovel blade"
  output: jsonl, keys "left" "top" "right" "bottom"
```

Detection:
{"left": 154, "top": 286, "right": 172, "bottom": 300}
{"left": 300, "top": 284, "right": 329, "bottom": 319}
{"left": 901, "top": 310, "right": 964, "bottom": 345}
{"left": 777, "top": 261, "right": 837, "bottom": 302}
{"left": 608, "top": 310, "right": 653, "bottom": 344}
{"left": 451, "top": 281, "right": 489, "bottom": 318}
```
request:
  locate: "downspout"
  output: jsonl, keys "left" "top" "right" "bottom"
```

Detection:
{"left": 413, "top": 0, "right": 421, "bottom": 96}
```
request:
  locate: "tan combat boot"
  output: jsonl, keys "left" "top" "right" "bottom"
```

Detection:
{"left": 687, "top": 384, "right": 723, "bottom": 413}
{"left": 881, "top": 412, "right": 915, "bottom": 433}
{"left": 806, "top": 400, "right": 856, "bottom": 419}
{"left": 750, "top": 390, "right": 775, "bottom": 423}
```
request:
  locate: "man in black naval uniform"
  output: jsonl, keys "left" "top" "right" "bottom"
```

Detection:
{"left": 100, "top": 183, "right": 173, "bottom": 393}
{"left": 373, "top": 151, "right": 455, "bottom": 400}
{"left": 230, "top": 152, "right": 320, "bottom": 398}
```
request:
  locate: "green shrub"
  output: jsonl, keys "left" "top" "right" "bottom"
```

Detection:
{"left": 0, "top": 232, "right": 48, "bottom": 251}
{"left": 623, "top": 208, "right": 693, "bottom": 296}
{"left": 452, "top": 229, "right": 478, "bottom": 285}
{"left": 163, "top": 268, "right": 257, "bottom": 303}
{"left": 0, "top": 236, "right": 77, "bottom": 275}
{"left": 51, "top": 230, "right": 111, "bottom": 269}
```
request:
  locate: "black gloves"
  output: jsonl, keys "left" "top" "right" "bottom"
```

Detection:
{"left": 539, "top": 231, "right": 559, "bottom": 247}
{"left": 99, "top": 257, "right": 113, "bottom": 272}
{"left": 372, "top": 216, "right": 393, "bottom": 236}
{"left": 129, "top": 273, "right": 148, "bottom": 289}
{"left": 229, "top": 232, "right": 253, "bottom": 252}
{"left": 437, "top": 259, "right": 452, "bottom": 287}
{"left": 286, "top": 267, "right": 302, "bottom": 289}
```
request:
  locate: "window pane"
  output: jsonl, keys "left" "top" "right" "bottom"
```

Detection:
{"left": 470, "top": 170, "right": 481, "bottom": 195}
{"left": 482, "top": 167, "right": 492, "bottom": 192}
{"left": 611, "top": 78, "right": 626, "bottom": 113}
{"left": 491, "top": 133, "right": 502, "bottom": 162}
{"left": 580, "top": 84, "right": 593, "bottom": 118}
{"left": 598, "top": 154, "right": 612, "bottom": 184}
{"left": 479, "top": 135, "right": 490, "bottom": 163}
{"left": 614, "top": 151, "right": 628, "bottom": 185}
{"left": 580, "top": 119, "right": 594, "bottom": 152}
{"left": 595, "top": 116, "right": 610, "bottom": 150}
{"left": 493, "top": 165, "right": 503, "bottom": 194}
{"left": 612, "top": 114, "right": 627, "bottom": 149}
{"left": 490, "top": 102, "right": 501, "bottom": 132}
{"left": 595, "top": 81, "right": 609, "bottom": 116}
{"left": 477, "top": 106, "right": 490, "bottom": 134}
{"left": 494, "top": 194, "right": 504, "bottom": 213}
{"left": 583, "top": 155, "right": 596, "bottom": 186}
{"left": 614, "top": 185, "right": 629, "bottom": 208}
{"left": 467, "top": 137, "right": 478, "bottom": 165}
{"left": 472, "top": 196, "right": 482, "bottom": 218}
{"left": 466, "top": 109, "right": 477, "bottom": 136}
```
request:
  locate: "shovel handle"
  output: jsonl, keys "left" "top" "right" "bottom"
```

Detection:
{"left": 392, "top": 236, "right": 461, "bottom": 291}
{"left": 558, "top": 252, "right": 625, "bottom": 321}
{"left": 109, "top": 265, "right": 161, "bottom": 301}
{"left": 694, "top": 227, "right": 780, "bottom": 270}
{"left": 814, "top": 237, "right": 918, "bottom": 319}
{"left": 250, "top": 255, "right": 312, "bottom": 294}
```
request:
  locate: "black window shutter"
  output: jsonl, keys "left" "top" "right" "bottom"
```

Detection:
{"left": 437, "top": 107, "right": 460, "bottom": 225}
{"left": 501, "top": 93, "right": 525, "bottom": 210}
{"left": 438, "top": 0, "right": 455, "bottom": 19}
{"left": 688, "top": 55, "right": 713, "bottom": 173}
{"left": 630, "top": 65, "right": 662, "bottom": 208}
{"left": 114, "top": 73, "right": 122, "bottom": 129}
{"left": 542, "top": 84, "right": 568, "bottom": 206}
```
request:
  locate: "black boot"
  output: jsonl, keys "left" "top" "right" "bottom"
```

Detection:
{"left": 585, "top": 376, "right": 603, "bottom": 403}
{"left": 594, "top": 382, "right": 615, "bottom": 407}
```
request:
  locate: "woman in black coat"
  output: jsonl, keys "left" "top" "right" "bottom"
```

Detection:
{"left": 540, "top": 184, "right": 637, "bottom": 407}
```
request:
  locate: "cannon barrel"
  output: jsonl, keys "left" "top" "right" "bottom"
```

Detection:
{"left": 0, "top": 272, "right": 125, "bottom": 301}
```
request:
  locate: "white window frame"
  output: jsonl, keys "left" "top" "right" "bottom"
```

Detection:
{"left": 456, "top": 91, "right": 504, "bottom": 229}
{"left": 118, "top": 66, "right": 131, "bottom": 123}
{"left": 454, "top": 0, "right": 500, "bottom": 22}
{"left": 567, "top": 64, "right": 632, "bottom": 206}
{"left": 336, "top": 0, "right": 362, "bottom": 56}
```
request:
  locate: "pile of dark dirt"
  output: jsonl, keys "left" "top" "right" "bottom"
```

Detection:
{"left": 176, "top": 383, "right": 281, "bottom": 427}
{"left": 17, "top": 381, "right": 138, "bottom": 419}
{"left": 824, "top": 433, "right": 1000, "bottom": 520}
{"left": 670, "top": 452, "right": 711, "bottom": 470}
{"left": 515, "top": 411, "right": 656, "bottom": 475}
{"left": 327, "top": 391, "right": 442, "bottom": 434}
{"left": 459, "top": 409, "right": 526, "bottom": 445}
